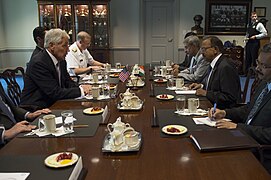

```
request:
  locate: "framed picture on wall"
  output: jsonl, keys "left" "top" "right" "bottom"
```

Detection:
{"left": 254, "top": 7, "right": 266, "bottom": 17}
{"left": 205, "top": 0, "right": 252, "bottom": 35}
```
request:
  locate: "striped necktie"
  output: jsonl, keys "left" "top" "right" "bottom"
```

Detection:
{"left": 246, "top": 84, "right": 269, "bottom": 124}
{"left": 0, "top": 96, "right": 16, "bottom": 123}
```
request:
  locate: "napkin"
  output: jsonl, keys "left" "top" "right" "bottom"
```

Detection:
{"left": 175, "top": 109, "right": 208, "bottom": 116}
{"left": 175, "top": 90, "right": 196, "bottom": 95}
{"left": 193, "top": 117, "right": 232, "bottom": 127}
{"left": 167, "top": 87, "right": 189, "bottom": 91}
{"left": 32, "top": 126, "right": 74, "bottom": 137}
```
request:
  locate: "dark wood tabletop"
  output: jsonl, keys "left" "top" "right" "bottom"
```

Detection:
{"left": 0, "top": 70, "right": 270, "bottom": 180}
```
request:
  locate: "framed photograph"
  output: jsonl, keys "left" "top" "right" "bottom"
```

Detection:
{"left": 254, "top": 7, "right": 266, "bottom": 17}
{"left": 205, "top": 0, "right": 252, "bottom": 35}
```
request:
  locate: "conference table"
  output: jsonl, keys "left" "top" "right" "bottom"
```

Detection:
{"left": 0, "top": 70, "right": 270, "bottom": 180}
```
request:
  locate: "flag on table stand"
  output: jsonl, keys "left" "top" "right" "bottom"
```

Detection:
{"left": 138, "top": 66, "right": 145, "bottom": 77}
{"left": 119, "top": 66, "right": 130, "bottom": 82}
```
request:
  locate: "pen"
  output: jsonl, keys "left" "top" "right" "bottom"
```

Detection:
{"left": 211, "top": 103, "right": 217, "bottom": 121}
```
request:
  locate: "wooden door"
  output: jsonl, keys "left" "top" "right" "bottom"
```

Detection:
{"left": 144, "top": 0, "right": 174, "bottom": 64}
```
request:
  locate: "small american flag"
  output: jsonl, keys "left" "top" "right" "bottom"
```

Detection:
{"left": 119, "top": 67, "right": 130, "bottom": 82}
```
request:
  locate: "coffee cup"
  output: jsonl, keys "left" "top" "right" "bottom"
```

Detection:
{"left": 176, "top": 78, "right": 184, "bottom": 89}
{"left": 123, "top": 127, "right": 139, "bottom": 147}
{"left": 39, "top": 114, "right": 56, "bottom": 133}
{"left": 115, "top": 62, "right": 121, "bottom": 69}
{"left": 188, "top": 98, "right": 200, "bottom": 113}
{"left": 130, "top": 96, "right": 141, "bottom": 108}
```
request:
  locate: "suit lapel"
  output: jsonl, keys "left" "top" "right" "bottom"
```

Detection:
{"left": 207, "top": 56, "right": 223, "bottom": 90}
{"left": 44, "top": 51, "right": 61, "bottom": 87}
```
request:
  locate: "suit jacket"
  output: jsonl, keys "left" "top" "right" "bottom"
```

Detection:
{"left": 0, "top": 128, "right": 4, "bottom": 145}
{"left": 0, "top": 83, "right": 27, "bottom": 129}
{"left": 20, "top": 50, "right": 81, "bottom": 110}
{"left": 179, "top": 53, "right": 210, "bottom": 82}
{"left": 206, "top": 55, "right": 241, "bottom": 109}
{"left": 225, "top": 82, "right": 271, "bottom": 172}
{"left": 30, "top": 46, "right": 43, "bottom": 61}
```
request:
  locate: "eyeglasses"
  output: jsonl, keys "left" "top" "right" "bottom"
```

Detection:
{"left": 200, "top": 46, "right": 213, "bottom": 52}
{"left": 256, "top": 59, "right": 271, "bottom": 69}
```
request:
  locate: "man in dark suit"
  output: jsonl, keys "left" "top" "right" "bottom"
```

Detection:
{"left": 30, "top": 26, "right": 46, "bottom": 60}
{"left": 0, "top": 83, "right": 50, "bottom": 146}
{"left": 210, "top": 43, "right": 271, "bottom": 173}
{"left": 20, "top": 29, "right": 92, "bottom": 110}
{"left": 189, "top": 36, "right": 241, "bottom": 109}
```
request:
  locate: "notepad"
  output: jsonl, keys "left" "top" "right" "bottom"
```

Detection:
{"left": 190, "top": 129, "right": 259, "bottom": 152}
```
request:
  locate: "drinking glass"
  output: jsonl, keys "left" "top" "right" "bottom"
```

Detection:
{"left": 61, "top": 110, "right": 74, "bottom": 133}
{"left": 176, "top": 95, "right": 186, "bottom": 113}
{"left": 102, "top": 83, "right": 110, "bottom": 98}
{"left": 167, "top": 78, "right": 174, "bottom": 89}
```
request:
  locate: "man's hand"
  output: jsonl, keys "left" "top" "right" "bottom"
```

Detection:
{"left": 196, "top": 88, "right": 207, "bottom": 96}
{"left": 189, "top": 83, "right": 202, "bottom": 90}
{"left": 27, "top": 108, "right": 51, "bottom": 120}
{"left": 172, "top": 64, "right": 179, "bottom": 70}
{"left": 4, "top": 121, "right": 36, "bottom": 140}
{"left": 81, "top": 84, "right": 92, "bottom": 95}
{"left": 216, "top": 120, "right": 237, "bottom": 129}
{"left": 208, "top": 107, "right": 226, "bottom": 120}
{"left": 90, "top": 66, "right": 103, "bottom": 71}
{"left": 172, "top": 68, "right": 179, "bottom": 77}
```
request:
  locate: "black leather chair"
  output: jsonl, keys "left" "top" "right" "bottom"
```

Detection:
{"left": 0, "top": 67, "right": 24, "bottom": 106}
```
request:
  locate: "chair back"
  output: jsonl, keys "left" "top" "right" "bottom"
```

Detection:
{"left": 242, "top": 67, "right": 256, "bottom": 103}
{"left": 0, "top": 67, "right": 24, "bottom": 106}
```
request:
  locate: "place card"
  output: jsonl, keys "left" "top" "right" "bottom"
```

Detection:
{"left": 69, "top": 156, "right": 83, "bottom": 180}
{"left": 0, "top": 172, "right": 30, "bottom": 180}
{"left": 102, "top": 105, "right": 108, "bottom": 123}
{"left": 175, "top": 90, "right": 196, "bottom": 95}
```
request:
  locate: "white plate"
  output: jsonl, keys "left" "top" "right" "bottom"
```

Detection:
{"left": 156, "top": 94, "right": 174, "bottom": 100}
{"left": 109, "top": 84, "right": 117, "bottom": 90}
{"left": 162, "top": 125, "right": 188, "bottom": 135}
{"left": 109, "top": 73, "right": 119, "bottom": 78}
{"left": 83, "top": 107, "right": 104, "bottom": 115}
{"left": 154, "top": 79, "right": 167, "bottom": 83}
{"left": 44, "top": 152, "right": 79, "bottom": 168}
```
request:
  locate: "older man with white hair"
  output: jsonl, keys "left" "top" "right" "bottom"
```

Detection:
{"left": 66, "top": 31, "right": 105, "bottom": 76}
{"left": 20, "top": 29, "right": 91, "bottom": 110}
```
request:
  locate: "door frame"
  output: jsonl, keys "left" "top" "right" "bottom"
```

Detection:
{"left": 139, "top": 0, "right": 180, "bottom": 65}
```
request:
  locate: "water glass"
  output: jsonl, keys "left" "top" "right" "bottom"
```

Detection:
{"left": 61, "top": 110, "right": 74, "bottom": 133}
{"left": 102, "top": 83, "right": 110, "bottom": 98}
{"left": 154, "top": 66, "right": 160, "bottom": 75}
{"left": 176, "top": 95, "right": 186, "bottom": 113}
{"left": 167, "top": 78, "right": 174, "bottom": 89}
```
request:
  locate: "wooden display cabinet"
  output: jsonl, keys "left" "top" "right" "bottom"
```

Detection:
{"left": 37, "top": 0, "right": 110, "bottom": 63}
{"left": 224, "top": 46, "right": 244, "bottom": 75}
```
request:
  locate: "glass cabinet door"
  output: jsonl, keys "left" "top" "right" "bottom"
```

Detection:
{"left": 39, "top": 4, "right": 55, "bottom": 29}
{"left": 74, "top": 5, "right": 91, "bottom": 36}
{"left": 92, "top": 4, "right": 109, "bottom": 48}
{"left": 56, "top": 4, "right": 73, "bottom": 43}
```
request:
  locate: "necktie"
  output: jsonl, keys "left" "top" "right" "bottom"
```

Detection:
{"left": 246, "top": 84, "right": 269, "bottom": 124}
{"left": 56, "top": 62, "right": 61, "bottom": 86}
{"left": 202, "top": 65, "right": 212, "bottom": 90}
{"left": 0, "top": 96, "right": 16, "bottom": 123}
{"left": 189, "top": 57, "right": 196, "bottom": 74}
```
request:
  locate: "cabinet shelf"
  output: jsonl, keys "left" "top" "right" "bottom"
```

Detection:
{"left": 37, "top": 0, "right": 110, "bottom": 63}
